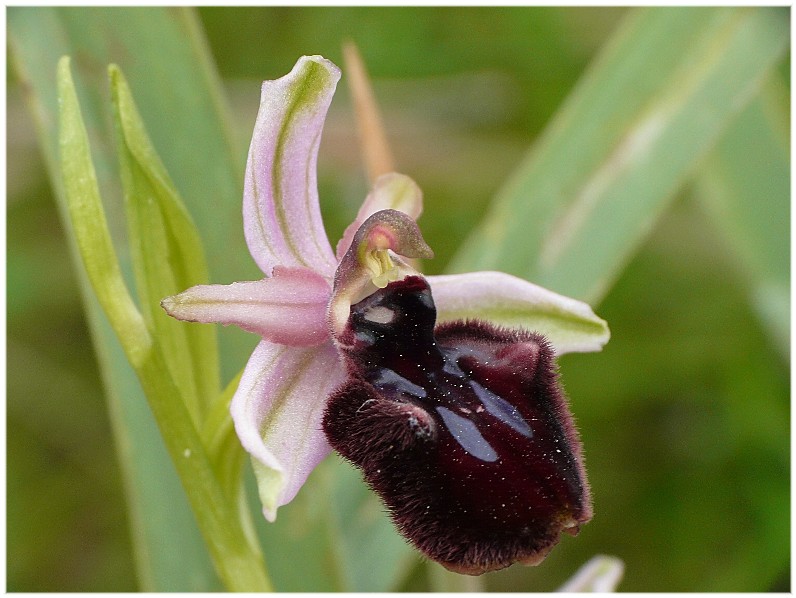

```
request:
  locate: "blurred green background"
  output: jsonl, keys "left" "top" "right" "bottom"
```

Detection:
{"left": 7, "top": 6, "right": 789, "bottom": 592}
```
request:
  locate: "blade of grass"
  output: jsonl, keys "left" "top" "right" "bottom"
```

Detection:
{"left": 448, "top": 7, "right": 788, "bottom": 305}
{"left": 110, "top": 65, "right": 220, "bottom": 424}
{"left": 8, "top": 7, "right": 251, "bottom": 590}
{"left": 693, "top": 77, "right": 789, "bottom": 359}
{"left": 342, "top": 40, "right": 395, "bottom": 183}
{"left": 9, "top": 6, "right": 256, "bottom": 372}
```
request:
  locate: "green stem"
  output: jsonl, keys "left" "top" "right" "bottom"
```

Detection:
{"left": 136, "top": 347, "right": 272, "bottom": 592}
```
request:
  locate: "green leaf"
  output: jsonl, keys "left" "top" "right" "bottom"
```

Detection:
{"left": 58, "top": 55, "right": 271, "bottom": 594}
{"left": 51, "top": 53, "right": 218, "bottom": 590}
{"left": 249, "top": 461, "right": 338, "bottom": 592}
{"left": 57, "top": 57, "right": 149, "bottom": 360}
{"left": 448, "top": 7, "right": 788, "bottom": 304}
{"left": 326, "top": 457, "right": 417, "bottom": 591}
{"left": 8, "top": 7, "right": 250, "bottom": 590}
{"left": 110, "top": 65, "right": 220, "bottom": 422}
{"left": 253, "top": 455, "right": 418, "bottom": 592}
{"left": 693, "top": 78, "right": 789, "bottom": 358}
{"left": 9, "top": 6, "right": 256, "bottom": 373}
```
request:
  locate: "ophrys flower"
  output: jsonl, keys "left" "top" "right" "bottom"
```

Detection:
{"left": 163, "top": 55, "right": 609, "bottom": 574}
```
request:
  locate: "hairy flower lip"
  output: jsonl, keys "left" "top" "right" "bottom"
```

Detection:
{"left": 324, "top": 275, "right": 592, "bottom": 574}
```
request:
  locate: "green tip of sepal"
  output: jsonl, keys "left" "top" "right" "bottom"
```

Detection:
{"left": 251, "top": 459, "right": 284, "bottom": 523}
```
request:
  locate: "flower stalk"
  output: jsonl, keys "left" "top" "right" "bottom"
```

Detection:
{"left": 130, "top": 346, "right": 272, "bottom": 591}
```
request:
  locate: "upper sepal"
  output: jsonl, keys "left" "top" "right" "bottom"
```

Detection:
{"left": 335, "top": 173, "right": 424, "bottom": 260}
{"left": 244, "top": 55, "right": 340, "bottom": 278}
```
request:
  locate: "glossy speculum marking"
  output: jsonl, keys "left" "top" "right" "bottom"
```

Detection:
{"left": 323, "top": 276, "right": 591, "bottom": 574}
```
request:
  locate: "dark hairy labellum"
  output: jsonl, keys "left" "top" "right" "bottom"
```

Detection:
{"left": 323, "top": 276, "right": 591, "bottom": 575}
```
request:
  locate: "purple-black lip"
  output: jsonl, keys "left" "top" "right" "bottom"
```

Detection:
{"left": 324, "top": 276, "right": 591, "bottom": 574}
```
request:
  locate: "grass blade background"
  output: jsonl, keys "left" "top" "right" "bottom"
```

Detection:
{"left": 8, "top": 7, "right": 249, "bottom": 590}
{"left": 251, "top": 456, "right": 418, "bottom": 591}
{"left": 693, "top": 78, "right": 789, "bottom": 359}
{"left": 9, "top": 7, "right": 258, "bottom": 372}
{"left": 448, "top": 7, "right": 788, "bottom": 305}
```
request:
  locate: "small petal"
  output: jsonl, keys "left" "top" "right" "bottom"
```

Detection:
{"left": 336, "top": 173, "right": 423, "bottom": 259}
{"left": 161, "top": 266, "right": 331, "bottom": 347}
{"left": 428, "top": 271, "right": 610, "bottom": 355}
{"left": 557, "top": 555, "right": 625, "bottom": 592}
{"left": 330, "top": 209, "right": 433, "bottom": 338}
{"left": 244, "top": 55, "right": 339, "bottom": 278}
{"left": 231, "top": 340, "right": 346, "bottom": 521}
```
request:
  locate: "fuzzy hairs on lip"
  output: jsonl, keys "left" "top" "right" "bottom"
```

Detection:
{"left": 323, "top": 275, "right": 591, "bottom": 575}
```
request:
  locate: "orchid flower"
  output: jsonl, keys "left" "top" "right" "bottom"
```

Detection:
{"left": 162, "top": 56, "right": 609, "bottom": 574}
